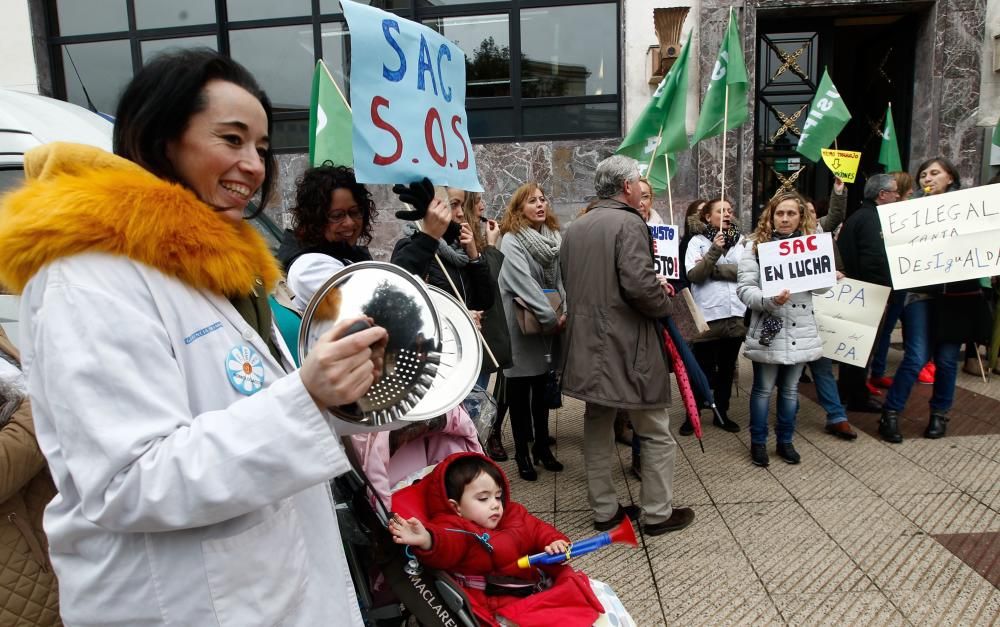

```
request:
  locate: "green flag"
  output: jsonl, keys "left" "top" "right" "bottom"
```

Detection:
{"left": 309, "top": 60, "right": 353, "bottom": 167}
{"left": 992, "top": 123, "right": 1000, "bottom": 150}
{"left": 691, "top": 8, "right": 748, "bottom": 144}
{"left": 795, "top": 68, "right": 851, "bottom": 162}
{"left": 615, "top": 32, "right": 692, "bottom": 190}
{"left": 877, "top": 104, "right": 902, "bottom": 172}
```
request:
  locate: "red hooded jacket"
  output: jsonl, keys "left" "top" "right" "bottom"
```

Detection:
{"left": 394, "top": 452, "right": 603, "bottom": 627}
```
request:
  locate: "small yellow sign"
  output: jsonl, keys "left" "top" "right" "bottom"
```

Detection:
{"left": 820, "top": 148, "right": 861, "bottom": 183}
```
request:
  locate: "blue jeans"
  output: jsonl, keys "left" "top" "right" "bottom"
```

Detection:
{"left": 871, "top": 291, "right": 905, "bottom": 378}
{"left": 808, "top": 357, "right": 847, "bottom": 426}
{"left": 883, "top": 299, "right": 962, "bottom": 412}
{"left": 749, "top": 361, "right": 805, "bottom": 444}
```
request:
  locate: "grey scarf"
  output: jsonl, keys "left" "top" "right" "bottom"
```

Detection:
{"left": 515, "top": 225, "right": 561, "bottom": 288}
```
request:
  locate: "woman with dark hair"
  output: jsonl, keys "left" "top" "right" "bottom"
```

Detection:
{"left": 683, "top": 197, "right": 745, "bottom": 434}
{"left": 879, "top": 157, "right": 985, "bottom": 442}
{"left": 277, "top": 163, "right": 378, "bottom": 311}
{"left": 0, "top": 49, "right": 384, "bottom": 625}
{"left": 737, "top": 192, "right": 828, "bottom": 467}
{"left": 498, "top": 182, "right": 565, "bottom": 480}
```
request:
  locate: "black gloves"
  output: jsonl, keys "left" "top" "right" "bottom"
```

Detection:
{"left": 392, "top": 176, "right": 461, "bottom": 242}
{"left": 393, "top": 177, "right": 435, "bottom": 221}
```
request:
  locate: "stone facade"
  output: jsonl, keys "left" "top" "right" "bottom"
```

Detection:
{"left": 270, "top": 0, "right": 987, "bottom": 254}
{"left": 273, "top": 138, "right": 630, "bottom": 261}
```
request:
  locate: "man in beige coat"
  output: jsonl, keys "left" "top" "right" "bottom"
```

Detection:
{"left": 560, "top": 155, "right": 694, "bottom": 536}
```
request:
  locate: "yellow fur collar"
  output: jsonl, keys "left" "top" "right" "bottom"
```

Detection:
{"left": 0, "top": 143, "right": 280, "bottom": 296}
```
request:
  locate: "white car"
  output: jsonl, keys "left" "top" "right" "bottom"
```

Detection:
{"left": 0, "top": 89, "right": 115, "bottom": 345}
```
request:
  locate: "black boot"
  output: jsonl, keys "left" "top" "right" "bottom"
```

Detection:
{"left": 515, "top": 452, "right": 537, "bottom": 481}
{"left": 679, "top": 419, "right": 694, "bottom": 436}
{"left": 750, "top": 443, "right": 769, "bottom": 467}
{"left": 776, "top": 441, "right": 801, "bottom": 464}
{"left": 924, "top": 411, "right": 949, "bottom": 439}
{"left": 879, "top": 409, "right": 903, "bottom": 443}
{"left": 712, "top": 408, "right": 740, "bottom": 433}
{"left": 531, "top": 444, "right": 564, "bottom": 472}
{"left": 485, "top": 430, "right": 508, "bottom": 461}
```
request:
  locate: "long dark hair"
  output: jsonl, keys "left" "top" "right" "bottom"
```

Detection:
{"left": 113, "top": 48, "right": 276, "bottom": 216}
{"left": 292, "top": 164, "right": 378, "bottom": 246}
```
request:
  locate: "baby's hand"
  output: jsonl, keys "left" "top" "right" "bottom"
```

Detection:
{"left": 389, "top": 514, "right": 433, "bottom": 551}
{"left": 544, "top": 539, "right": 570, "bottom": 555}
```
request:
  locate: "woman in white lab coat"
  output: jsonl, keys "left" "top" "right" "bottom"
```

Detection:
{"left": 0, "top": 50, "right": 384, "bottom": 626}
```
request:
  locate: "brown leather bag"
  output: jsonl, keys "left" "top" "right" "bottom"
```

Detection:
{"left": 513, "top": 291, "right": 563, "bottom": 335}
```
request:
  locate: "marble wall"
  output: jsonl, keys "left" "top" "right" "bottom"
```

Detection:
{"left": 272, "top": 138, "right": 625, "bottom": 261}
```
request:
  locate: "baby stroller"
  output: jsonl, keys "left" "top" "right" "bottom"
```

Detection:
{"left": 334, "top": 403, "right": 486, "bottom": 626}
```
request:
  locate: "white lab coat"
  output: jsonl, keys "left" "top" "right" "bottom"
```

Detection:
{"left": 19, "top": 252, "right": 365, "bottom": 627}
{"left": 685, "top": 234, "right": 748, "bottom": 322}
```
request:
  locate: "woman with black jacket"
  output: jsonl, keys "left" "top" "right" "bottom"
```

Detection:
{"left": 878, "top": 157, "right": 990, "bottom": 442}
{"left": 276, "top": 164, "right": 376, "bottom": 312}
{"left": 390, "top": 188, "right": 493, "bottom": 313}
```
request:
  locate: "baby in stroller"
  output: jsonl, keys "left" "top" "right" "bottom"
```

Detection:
{"left": 390, "top": 452, "right": 630, "bottom": 627}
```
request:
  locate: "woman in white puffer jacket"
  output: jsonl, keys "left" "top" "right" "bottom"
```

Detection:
{"left": 737, "top": 192, "right": 829, "bottom": 468}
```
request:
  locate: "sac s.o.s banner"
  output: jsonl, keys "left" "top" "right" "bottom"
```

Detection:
{"left": 341, "top": 0, "right": 482, "bottom": 191}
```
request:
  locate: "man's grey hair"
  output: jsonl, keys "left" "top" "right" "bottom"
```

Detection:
{"left": 864, "top": 173, "right": 895, "bottom": 201}
{"left": 594, "top": 155, "right": 640, "bottom": 199}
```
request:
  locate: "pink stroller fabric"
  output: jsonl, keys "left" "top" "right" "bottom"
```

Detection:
{"left": 350, "top": 405, "right": 484, "bottom": 509}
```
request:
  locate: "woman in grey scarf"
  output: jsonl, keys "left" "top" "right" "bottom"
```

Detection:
{"left": 497, "top": 182, "right": 566, "bottom": 480}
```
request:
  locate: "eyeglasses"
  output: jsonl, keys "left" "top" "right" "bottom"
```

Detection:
{"left": 881, "top": 188, "right": 900, "bottom": 196}
{"left": 329, "top": 208, "right": 363, "bottom": 223}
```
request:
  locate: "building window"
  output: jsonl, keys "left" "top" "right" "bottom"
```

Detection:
{"left": 44, "top": 0, "right": 621, "bottom": 149}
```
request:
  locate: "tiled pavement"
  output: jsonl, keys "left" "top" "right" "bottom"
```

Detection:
{"left": 492, "top": 347, "right": 1000, "bottom": 625}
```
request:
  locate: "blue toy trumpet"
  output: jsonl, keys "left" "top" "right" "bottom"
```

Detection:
{"left": 516, "top": 517, "right": 637, "bottom": 568}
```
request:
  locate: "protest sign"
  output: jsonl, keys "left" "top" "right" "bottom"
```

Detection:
{"left": 649, "top": 224, "right": 680, "bottom": 279}
{"left": 341, "top": 0, "right": 482, "bottom": 191}
{"left": 878, "top": 183, "right": 1000, "bottom": 289}
{"left": 813, "top": 278, "right": 891, "bottom": 365}
{"left": 820, "top": 148, "right": 861, "bottom": 183}
{"left": 757, "top": 232, "right": 836, "bottom": 298}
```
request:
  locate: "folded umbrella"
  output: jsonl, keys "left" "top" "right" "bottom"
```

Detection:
{"left": 663, "top": 316, "right": 726, "bottom": 427}
{"left": 662, "top": 327, "right": 704, "bottom": 453}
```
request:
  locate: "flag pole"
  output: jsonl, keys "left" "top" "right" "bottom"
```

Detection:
{"left": 721, "top": 83, "right": 729, "bottom": 204}
{"left": 664, "top": 153, "right": 674, "bottom": 224}
{"left": 719, "top": 7, "right": 733, "bottom": 205}
{"left": 321, "top": 59, "right": 352, "bottom": 113}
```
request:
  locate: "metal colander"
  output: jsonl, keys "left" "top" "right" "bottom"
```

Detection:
{"left": 298, "top": 262, "right": 443, "bottom": 433}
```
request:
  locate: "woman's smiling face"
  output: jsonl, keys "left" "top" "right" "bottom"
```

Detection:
{"left": 165, "top": 80, "right": 269, "bottom": 223}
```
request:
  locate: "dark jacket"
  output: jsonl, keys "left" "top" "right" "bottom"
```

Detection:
{"left": 391, "top": 228, "right": 493, "bottom": 311}
{"left": 479, "top": 246, "right": 513, "bottom": 375}
{"left": 276, "top": 229, "right": 372, "bottom": 272}
{"left": 836, "top": 199, "right": 891, "bottom": 286}
{"left": 559, "top": 199, "right": 675, "bottom": 409}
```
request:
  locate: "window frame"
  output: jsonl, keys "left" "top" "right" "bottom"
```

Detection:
{"left": 42, "top": 0, "right": 621, "bottom": 149}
